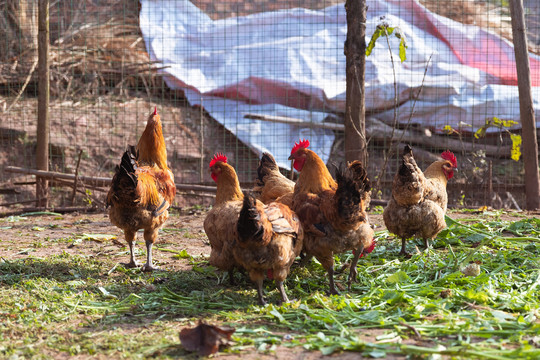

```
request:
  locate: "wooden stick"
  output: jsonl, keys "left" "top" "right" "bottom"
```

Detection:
{"left": 366, "top": 117, "right": 511, "bottom": 158}
{"left": 243, "top": 113, "right": 511, "bottom": 157}
{"left": 71, "top": 149, "right": 83, "bottom": 205}
{"left": 0, "top": 198, "right": 46, "bottom": 207}
{"left": 243, "top": 113, "right": 345, "bottom": 131}
{"left": 4, "top": 166, "right": 221, "bottom": 193}
{"left": 0, "top": 188, "right": 21, "bottom": 194}
{"left": 5, "top": 166, "right": 112, "bottom": 187}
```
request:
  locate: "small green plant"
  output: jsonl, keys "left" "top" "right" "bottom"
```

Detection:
{"left": 474, "top": 117, "right": 522, "bottom": 161}
{"left": 84, "top": 189, "right": 93, "bottom": 206}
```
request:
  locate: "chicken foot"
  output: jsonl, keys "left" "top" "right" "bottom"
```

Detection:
{"left": 123, "top": 230, "right": 140, "bottom": 268}
{"left": 347, "top": 244, "right": 365, "bottom": 291}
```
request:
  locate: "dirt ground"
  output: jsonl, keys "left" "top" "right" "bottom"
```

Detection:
{"left": 0, "top": 209, "right": 528, "bottom": 268}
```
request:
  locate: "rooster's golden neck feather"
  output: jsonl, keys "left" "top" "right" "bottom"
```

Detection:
{"left": 137, "top": 112, "right": 168, "bottom": 170}
{"left": 423, "top": 160, "right": 449, "bottom": 185}
{"left": 296, "top": 149, "right": 337, "bottom": 194}
{"left": 215, "top": 163, "right": 244, "bottom": 205}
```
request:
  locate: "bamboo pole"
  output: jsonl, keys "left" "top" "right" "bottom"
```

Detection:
{"left": 344, "top": 0, "right": 368, "bottom": 164}
{"left": 509, "top": 0, "right": 540, "bottom": 210}
{"left": 36, "top": 0, "right": 50, "bottom": 208}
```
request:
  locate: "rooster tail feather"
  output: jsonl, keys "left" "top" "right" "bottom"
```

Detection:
{"left": 116, "top": 146, "right": 138, "bottom": 187}
{"left": 256, "top": 152, "right": 279, "bottom": 185}
{"left": 237, "top": 192, "right": 265, "bottom": 243}
{"left": 108, "top": 146, "right": 140, "bottom": 207}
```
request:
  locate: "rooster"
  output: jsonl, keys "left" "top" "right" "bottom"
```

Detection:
{"left": 107, "top": 108, "right": 176, "bottom": 271}
{"left": 252, "top": 152, "right": 295, "bottom": 207}
{"left": 288, "top": 139, "right": 376, "bottom": 294}
{"left": 383, "top": 145, "right": 457, "bottom": 256}
{"left": 235, "top": 192, "right": 303, "bottom": 305}
{"left": 204, "top": 153, "right": 244, "bottom": 284}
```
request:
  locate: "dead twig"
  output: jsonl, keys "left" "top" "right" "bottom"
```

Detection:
{"left": 71, "top": 149, "right": 84, "bottom": 206}
{"left": 399, "top": 321, "right": 421, "bottom": 339}
{"left": 3, "top": 58, "right": 38, "bottom": 114}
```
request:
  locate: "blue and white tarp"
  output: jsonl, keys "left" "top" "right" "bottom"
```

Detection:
{"left": 140, "top": 0, "right": 540, "bottom": 167}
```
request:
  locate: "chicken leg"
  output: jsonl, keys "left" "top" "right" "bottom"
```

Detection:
{"left": 255, "top": 278, "right": 267, "bottom": 305}
{"left": 327, "top": 265, "right": 340, "bottom": 295}
{"left": 347, "top": 244, "right": 365, "bottom": 290}
{"left": 124, "top": 230, "right": 140, "bottom": 268}
{"left": 400, "top": 237, "right": 409, "bottom": 257}
{"left": 276, "top": 281, "right": 290, "bottom": 305}
{"left": 142, "top": 228, "right": 159, "bottom": 272}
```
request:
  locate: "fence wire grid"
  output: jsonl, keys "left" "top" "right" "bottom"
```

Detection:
{"left": 0, "top": 0, "right": 539, "bottom": 211}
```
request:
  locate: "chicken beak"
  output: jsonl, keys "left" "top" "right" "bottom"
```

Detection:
{"left": 287, "top": 154, "right": 293, "bottom": 161}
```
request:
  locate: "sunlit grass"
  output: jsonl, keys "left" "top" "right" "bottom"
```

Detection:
{"left": 1, "top": 213, "right": 539, "bottom": 358}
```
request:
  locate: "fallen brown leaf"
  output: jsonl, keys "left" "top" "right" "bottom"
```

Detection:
{"left": 179, "top": 320, "right": 235, "bottom": 356}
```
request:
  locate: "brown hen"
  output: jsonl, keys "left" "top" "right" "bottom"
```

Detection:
{"left": 234, "top": 192, "right": 303, "bottom": 305}
{"left": 204, "top": 153, "right": 244, "bottom": 284}
{"left": 383, "top": 145, "right": 458, "bottom": 255}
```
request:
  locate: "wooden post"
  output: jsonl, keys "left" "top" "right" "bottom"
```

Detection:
{"left": 509, "top": 0, "right": 540, "bottom": 210}
{"left": 36, "top": 0, "right": 50, "bottom": 208}
{"left": 344, "top": 0, "right": 368, "bottom": 165}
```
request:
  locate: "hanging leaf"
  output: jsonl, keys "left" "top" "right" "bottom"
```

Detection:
{"left": 366, "top": 26, "right": 385, "bottom": 57}
{"left": 510, "top": 133, "right": 522, "bottom": 161}
{"left": 394, "top": 28, "right": 407, "bottom": 63}
{"left": 179, "top": 320, "right": 235, "bottom": 356}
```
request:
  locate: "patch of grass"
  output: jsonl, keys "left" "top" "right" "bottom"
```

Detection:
{"left": 1, "top": 213, "right": 539, "bottom": 359}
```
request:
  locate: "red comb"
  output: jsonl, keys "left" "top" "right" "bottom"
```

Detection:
{"left": 356, "top": 240, "right": 377, "bottom": 258}
{"left": 290, "top": 139, "right": 310, "bottom": 155}
{"left": 209, "top": 153, "right": 228, "bottom": 167}
{"left": 441, "top": 150, "right": 457, "bottom": 167}
{"left": 153, "top": 107, "right": 158, "bottom": 116}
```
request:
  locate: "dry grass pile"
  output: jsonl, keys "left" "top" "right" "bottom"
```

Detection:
{"left": 0, "top": 0, "right": 164, "bottom": 99}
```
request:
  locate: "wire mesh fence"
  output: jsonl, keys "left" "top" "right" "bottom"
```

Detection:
{"left": 0, "top": 0, "right": 538, "bottom": 212}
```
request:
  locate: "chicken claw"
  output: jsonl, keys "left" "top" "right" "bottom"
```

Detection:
{"left": 123, "top": 260, "right": 140, "bottom": 269}
{"left": 142, "top": 263, "right": 160, "bottom": 272}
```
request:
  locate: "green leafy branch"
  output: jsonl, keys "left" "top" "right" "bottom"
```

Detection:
{"left": 474, "top": 117, "right": 521, "bottom": 161}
